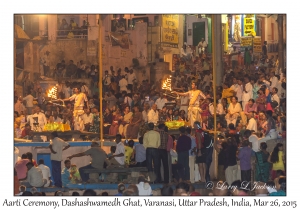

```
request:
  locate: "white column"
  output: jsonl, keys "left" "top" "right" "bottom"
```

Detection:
{"left": 47, "top": 14, "right": 57, "bottom": 42}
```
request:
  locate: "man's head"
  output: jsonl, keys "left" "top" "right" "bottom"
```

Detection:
{"left": 83, "top": 189, "right": 97, "bottom": 196}
{"left": 51, "top": 131, "right": 58, "bottom": 139}
{"left": 152, "top": 104, "right": 157, "bottom": 111}
{"left": 186, "top": 127, "right": 192, "bottom": 135}
{"left": 84, "top": 108, "right": 90, "bottom": 114}
{"left": 243, "top": 129, "right": 252, "bottom": 140}
{"left": 148, "top": 123, "right": 155, "bottom": 130}
{"left": 179, "top": 126, "right": 186, "bottom": 134}
{"left": 73, "top": 87, "right": 80, "bottom": 94}
{"left": 34, "top": 105, "right": 41, "bottom": 114}
{"left": 64, "top": 159, "right": 71, "bottom": 169}
{"left": 25, "top": 123, "right": 31, "bottom": 131}
{"left": 21, "top": 154, "right": 28, "bottom": 159}
{"left": 133, "top": 105, "right": 139, "bottom": 113}
{"left": 115, "top": 134, "right": 122, "bottom": 143}
{"left": 158, "top": 123, "right": 165, "bottom": 130}
{"left": 247, "top": 111, "right": 255, "bottom": 120}
{"left": 191, "top": 82, "right": 196, "bottom": 90}
{"left": 128, "top": 140, "right": 134, "bottom": 148}
{"left": 38, "top": 159, "right": 44, "bottom": 165}
{"left": 138, "top": 175, "right": 146, "bottom": 183}
{"left": 272, "top": 87, "right": 278, "bottom": 95}
{"left": 118, "top": 183, "right": 126, "bottom": 194}
{"left": 194, "top": 121, "right": 201, "bottom": 130}
{"left": 91, "top": 141, "right": 99, "bottom": 148}
{"left": 175, "top": 182, "right": 190, "bottom": 196}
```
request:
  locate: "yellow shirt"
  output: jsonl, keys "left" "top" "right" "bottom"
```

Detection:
{"left": 143, "top": 130, "right": 161, "bottom": 149}
{"left": 272, "top": 151, "right": 285, "bottom": 171}
{"left": 222, "top": 88, "right": 234, "bottom": 103}
{"left": 124, "top": 146, "right": 133, "bottom": 165}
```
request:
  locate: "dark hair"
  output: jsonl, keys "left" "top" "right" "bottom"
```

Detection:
{"left": 176, "top": 182, "right": 190, "bottom": 193}
{"left": 116, "top": 134, "right": 122, "bottom": 141}
{"left": 51, "top": 131, "right": 58, "bottom": 138}
{"left": 266, "top": 110, "right": 273, "bottom": 117}
{"left": 278, "top": 177, "right": 286, "bottom": 192}
{"left": 138, "top": 137, "right": 143, "bottom": 144}
{"left": 270, "top": 143, "right": 283, "bottom": 163}
{"left": 248, "top": 99, "right": 255, "bottom": 103}
{"left": 243, "top": 129, "right": 252, "bottom": 138}
{"left": 161, "top": 185, "right": 174, "bottom": 196}
{"left": 21, "top": 191, "right": 33, "bottom": 196}
{"left": 38, "top": 159, "right": 44, "bottom": 165}
{"left": 242, "top": 140, "right": 249, "bottom": 147}
{"left": 148, "top": 123, "right": 155, "bottom": 130}
{"left": 54, "top": 191, "right": 63, "bottom": 196}
{"left": 101, "top": 192, "right": 109, "bottom": 196}
{"left": 72, "top": 192, "right": 80, "bottom": 196}
{"left": 21, "top": 154, "right": 28, "bottom": 159}
{"left": 228, "top": 123, "right": 235, "bottom": 130}
{"left": 26, "top": 152, "right": 33, "bottom": 162}
{"left": 260, "top": 142, "right": 267, "bottom": 150}
{"left": 138, "top": 175, "right": 146, "bottom": 183}
{"left": 231, "top": 180, "right": 250, "bottom": 192}
{"left": 158, "top": 123, "right": 165, "bottom": 129}
{"left": 118, "top": 183, "right": 126, "bottom": 193}
{"left": 276, "top": 170, "right": 285, "bottom": 176}
{"left": 26, "top": 162, "right": 34, "bottom": 167}
{"left": 266, "top": 180, "right": 275, "bottom": 189}
{"left": 231, "top": 96, "right": 238, "bottom": 101}
{"left": 186, "top": 127, "right": 192, "bottom": 134}
{"left": 164, "top": 126, "right": 169, "bottom": 132}
{"left": 128, "top": 140, "right": 134, "bottom": 148}
{"left": 179, "top": 126, "right": 186, "bottom": 134}
{"left": 83, "top": 189, "right": 97, "bottom": 196}
{"left": 273, "top": 87, "right": 278, "bottom": 93}
{"left": 64, "top": 159, "right": 70, "bottom": 164}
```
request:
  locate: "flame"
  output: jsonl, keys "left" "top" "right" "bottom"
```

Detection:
{"left": 48, "top": 86, "right": 57, "bottom": 99}
{"left": 162, "top": 76, "right": 172, "bottom": 91}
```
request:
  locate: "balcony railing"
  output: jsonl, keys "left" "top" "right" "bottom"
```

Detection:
{"left": 56, "top": 29, "right": 88, "bottom": 39}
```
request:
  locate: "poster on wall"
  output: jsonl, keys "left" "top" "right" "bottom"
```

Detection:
{"left": 253, "top": 37, "right": 262, "bottom": 52}
{"left": 244, "top": 14, "right": 255, "bottom": 35}
{"left": 240, "top": 36, "right": 252, "bottom": 47}
{"left": 162, "top": 14, "right": 179, "bottom": 48}
{"left": 109, "top": 32, "right": 130, "bottom": 49}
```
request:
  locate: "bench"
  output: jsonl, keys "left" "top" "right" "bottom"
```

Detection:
{"left": 83, "top": 167, "right": 149, "bottom": 184}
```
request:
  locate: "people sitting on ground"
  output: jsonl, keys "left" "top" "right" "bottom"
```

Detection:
{"left": 19, "top": 162, "right": 47, "bottom": 188}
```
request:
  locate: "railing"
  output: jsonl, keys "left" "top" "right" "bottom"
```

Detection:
{"left": 56, "top": 29, "right": 88, "bottom": 39}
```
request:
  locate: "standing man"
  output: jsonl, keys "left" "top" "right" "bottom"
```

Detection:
{"left": 62, "top": 86, "right": 89, "bottom": 131}
{"left": 157, "top": 123, "right": 169, "bottom": 184}
{"left": 262, "top": 41, "right": 268, "bottom": 58}
{"left": 23, "top": 91, "right": 34, "bottom": 115}
{"left": 103, "top": 70, "right": 111, "bottom": 93}
{"left": 127, "top": 69, "right": 137, "bottom": 92}
{"left": 186, "top": 127, "right": 197, "bottom": 184}
{"left": 49, "top": 131, "right": 70, "bottom": 187}
{"left": 143, "top": 123, "right": 161, "bottom": 183}
{"left": 231, "top": 46, "right": 239, "bottom": 70}
{"left": 176, "top": 126, "right": 191, "bottom": 181}
{"left": 242, "top": 76, "right": 253, "bottom": 111}
{"left": 173, "top": 82, "right": 206, "bottom": 127}
{"left": 198, "top": 38, "right": 208, "bottom": 55}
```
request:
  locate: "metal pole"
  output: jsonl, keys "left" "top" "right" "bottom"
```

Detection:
{"left": 212, "top": 15, "right": 218, "bottom": 180}
{"left": 99, "top": 15, "right": 103, "bottom": 143}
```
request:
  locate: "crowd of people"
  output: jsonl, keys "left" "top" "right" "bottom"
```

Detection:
{"left": 14, "top": 46, "right": 286, "bottom": 196}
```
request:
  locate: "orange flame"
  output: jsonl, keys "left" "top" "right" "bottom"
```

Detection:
{"left": 48, "top": 86, "right": 57, "bottom": 99}
{"left": 162, "top": 76, "right": 172, "bottom": 91}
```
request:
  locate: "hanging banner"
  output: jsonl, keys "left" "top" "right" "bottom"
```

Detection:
{"left": 162, "top": 15, "right": 179, "bottom": 48}
{"left": 244, "top": 14, "right": 255, "bottom": 35}
{"left": 253, "top": 36, "right": 262, "bottom": 52}
{"left": 240, "top": 36, "right": 252, "bottom": 47}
